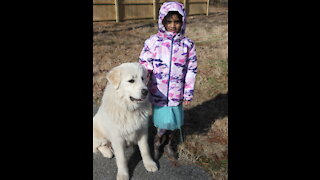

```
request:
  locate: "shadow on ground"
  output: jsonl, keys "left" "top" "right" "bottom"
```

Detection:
{"left": 184, "top": 93, "right": 228, "bottom": 136}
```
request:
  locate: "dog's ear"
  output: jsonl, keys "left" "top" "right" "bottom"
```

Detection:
{"left": 106, "top": 68, "right": 121, "bottom": 89}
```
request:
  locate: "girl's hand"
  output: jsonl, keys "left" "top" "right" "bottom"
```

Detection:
{"left": 183, "top": 101, "right": 191, "bottom": 106}
{"left": 147, "top": 72, "right": 150, "bottom": 80}
{"left": 146, "top": 72, "right": 151, "bottom": 84}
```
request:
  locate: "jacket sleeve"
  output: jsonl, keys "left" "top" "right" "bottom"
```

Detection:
{"left": 184, "top": 42, "right": 197, "bottom": 101}
{"left": 139, "top": 38, "right": 154, "bottom": 74}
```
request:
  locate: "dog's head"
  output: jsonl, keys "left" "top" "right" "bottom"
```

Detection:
{"left": 106, "top": 62, "right": 149, "bottom": 107}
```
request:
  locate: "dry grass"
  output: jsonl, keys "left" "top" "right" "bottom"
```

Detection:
{"left": 93, "top": 6, "right": 228, "bottom": 180}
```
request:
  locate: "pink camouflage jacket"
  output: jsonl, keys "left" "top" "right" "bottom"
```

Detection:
{"left": 139, "top": 1, "right": 197, "bottom": 107}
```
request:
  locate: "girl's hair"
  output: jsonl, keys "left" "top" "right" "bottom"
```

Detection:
{"left": 162, "top": 11, "right": 183, "bottom": 25}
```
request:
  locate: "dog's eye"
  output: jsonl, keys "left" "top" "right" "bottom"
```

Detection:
{"left": 141, "top": 77, "right": 144, "bottom": 81}
{"left": 128, "top": 79, "right": 135, "bottom": 83}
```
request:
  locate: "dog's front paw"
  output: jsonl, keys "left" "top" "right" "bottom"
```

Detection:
{"left": 143, "top": 160, "right": 158, "bottom": 172}
{"left": 98, "top": 146, "right": 114, "bottom": 158}
{"left": 116, "top": 173, "right": 129, "bottom": 180}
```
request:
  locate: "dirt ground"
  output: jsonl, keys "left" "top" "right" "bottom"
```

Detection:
{"left": 93, "top": 5, "right": 228, "bottom": 180}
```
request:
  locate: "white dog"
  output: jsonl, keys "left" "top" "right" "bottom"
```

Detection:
{"left": 93, "top": 62, "right": 158, "bottom": 180}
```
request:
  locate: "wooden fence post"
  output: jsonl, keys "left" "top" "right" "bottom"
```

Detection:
{"left": 115, "top": 0, "right": 120, "bottom": 22}
{"left": 184, "top": 0, "right": 188, "bottom": 17}
{"left": 206, "top": 0, "right": 210, "bottom": 16}
{"left": 153, "top": 0, "right": 157, "bottom": 20}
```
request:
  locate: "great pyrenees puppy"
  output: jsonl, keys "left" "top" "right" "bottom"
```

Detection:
{"left": 93, "top": 62, "right": 158, "bottom": 180}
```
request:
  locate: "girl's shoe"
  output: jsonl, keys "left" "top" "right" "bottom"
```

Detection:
{"left": 154, "top": 134, "right": 165, "bottom": 160}
{"left": 164, "top": 132, "right": 178, "bottom": 160}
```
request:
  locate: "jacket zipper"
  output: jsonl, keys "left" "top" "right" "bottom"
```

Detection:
{"left": 167, "top": 37, "right": 174, "bottom": 106}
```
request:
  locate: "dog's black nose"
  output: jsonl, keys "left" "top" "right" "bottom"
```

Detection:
{"left": 141, "top": 89, "right": 148, "bottom": 96}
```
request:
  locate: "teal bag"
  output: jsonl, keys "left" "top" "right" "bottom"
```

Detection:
{"left": 152, "top": 105, "right": 184, "bottom": 130}
{"left": 152, "top": 105, "right": 185, "bottom": 142}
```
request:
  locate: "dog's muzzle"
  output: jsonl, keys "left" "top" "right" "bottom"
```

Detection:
{"left": 130, "top": 96, "right": 143, "bottom": 102}
{"left": 130, "top": 89, "right": 148, "bottom": 102}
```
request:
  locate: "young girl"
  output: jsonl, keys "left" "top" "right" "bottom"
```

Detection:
{"left": 139, "top": 1, "right": 197, "bottom": 160}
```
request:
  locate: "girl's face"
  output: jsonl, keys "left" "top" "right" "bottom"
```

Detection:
{"left": 164, "top": 14, "right": 182, "bottom": 33}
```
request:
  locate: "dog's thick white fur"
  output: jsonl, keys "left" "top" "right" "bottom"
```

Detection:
{"left": 93, "top": 62, "right": 158, "bottom": 180}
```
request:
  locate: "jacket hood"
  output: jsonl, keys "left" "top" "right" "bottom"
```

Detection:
{"left": 158, "top": 2, "right": 186, "bottom": 37}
